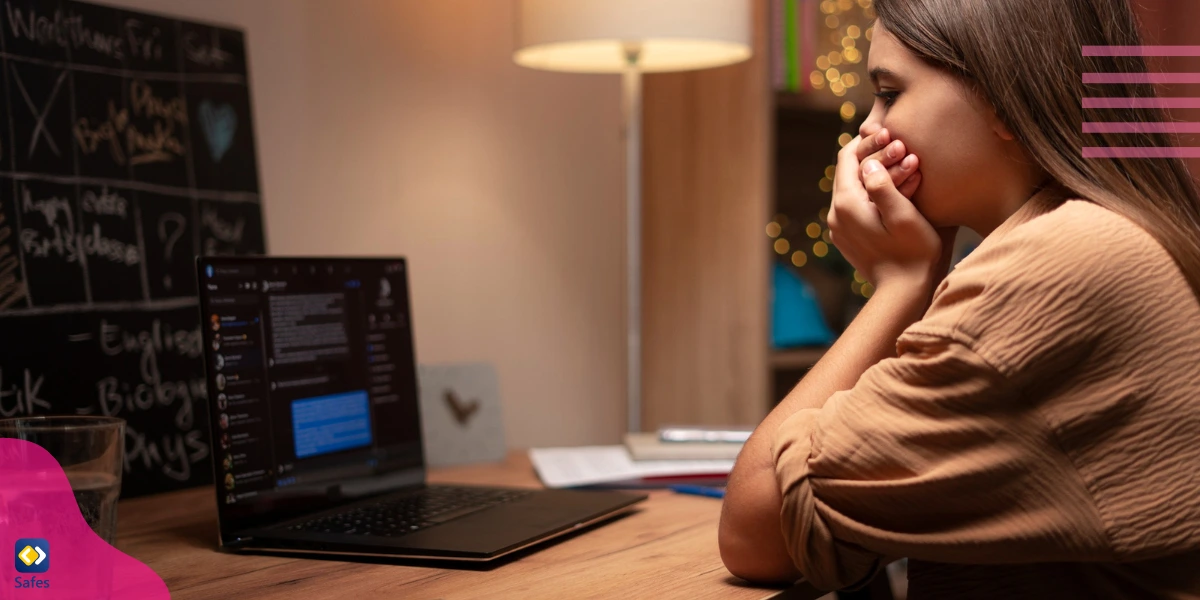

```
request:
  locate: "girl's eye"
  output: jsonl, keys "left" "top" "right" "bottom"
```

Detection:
{"left": 873, "top": 90, "right": 899, "bottom": 107}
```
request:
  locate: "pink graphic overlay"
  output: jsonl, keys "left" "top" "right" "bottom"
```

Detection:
{"left": 1081, "top": 45, "right": 1200, "bottom": 159}
{"left": 1083, "top": 45, "right": 1200, "bottom": 56}
{"left": 1084, "top": 122, "right": 1200, "bottom": 133}
{"left": 0, "top": 439, "right": 170, "bottom": 599}
{"left": 1083, "top": 97, "right": 1200, "bottom": 109}
{"left": 1084, "top": 72, "right": 1200, "bottom": 84}
{"left": 1083, "top": 147, "right": 1200, "bottom": 158}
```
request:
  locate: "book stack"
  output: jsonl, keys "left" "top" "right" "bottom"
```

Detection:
{"left": 529, "top": 426, "right": 752, "bottom": 489}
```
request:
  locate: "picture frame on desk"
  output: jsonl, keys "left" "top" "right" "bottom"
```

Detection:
{"left": 417, "top": 362, "right": 507, "bottom": 467}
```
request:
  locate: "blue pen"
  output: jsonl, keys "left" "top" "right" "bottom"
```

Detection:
{"left": 669, "top": 484, "right": 726, "bottom": 499}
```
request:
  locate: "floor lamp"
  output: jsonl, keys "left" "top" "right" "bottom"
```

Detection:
{"left": 514, "top": 0, "right": 752, "bottom": 434}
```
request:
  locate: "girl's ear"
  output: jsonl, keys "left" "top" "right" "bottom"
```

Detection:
{"left": 970, "top": 84, "right": 1017, "bottom": 141}
{"left": 987, "top": 106, "right": 1016, "bottom": 141}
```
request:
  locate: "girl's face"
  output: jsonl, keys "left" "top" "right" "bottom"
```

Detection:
{"left": 860, "top": 23, "right": 1036, "bottom": 235}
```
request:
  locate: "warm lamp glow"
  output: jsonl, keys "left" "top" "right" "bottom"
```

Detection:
{"left": 511, "top": 0, "right": 751, "bottom": 434}
{"left": 514, "top": 0, "right": 752, "bottom": 73}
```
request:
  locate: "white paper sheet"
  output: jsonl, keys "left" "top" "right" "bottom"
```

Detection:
{"left": 529, "top": 446, "right": 735, "bottom": 488}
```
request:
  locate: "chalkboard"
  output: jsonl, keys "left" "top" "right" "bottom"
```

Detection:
{"left": 0, "top": 0, "right": 265, "bottom": 497}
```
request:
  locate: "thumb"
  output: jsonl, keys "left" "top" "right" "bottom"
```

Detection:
{"left": 861, "top": 159, "right": 911, "bottom": 218}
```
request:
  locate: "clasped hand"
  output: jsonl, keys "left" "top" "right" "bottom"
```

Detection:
{"left": 827, "top": 123, "right": 958, "bottom": 293}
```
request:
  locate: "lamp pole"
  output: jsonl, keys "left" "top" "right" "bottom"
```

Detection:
{"left": 514, "top": 0, "right": 751, "bottom": 435}
{"left": 622, "top": 42, "right": 642, "bottom": 434}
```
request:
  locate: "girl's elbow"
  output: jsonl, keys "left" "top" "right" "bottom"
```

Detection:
{"left": 718, "top": 517, "right": 802, "bottom": 584}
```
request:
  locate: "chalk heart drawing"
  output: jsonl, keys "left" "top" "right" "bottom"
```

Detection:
{"left": 444, "top": 389, "right": 480, "bottom": 427}
{"left": 199, "top": 99, "right": 237, "bottom": 162}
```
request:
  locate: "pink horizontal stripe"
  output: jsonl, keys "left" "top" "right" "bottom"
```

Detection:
{"left": 1083, "top": 147, "right": 1200, "bottom": 158}
{"left": 1083, "top": 46, "right": 1200, "bottom": 56}
{"left": 1084, "top": 122, "right": 1200, "bottom": 133}
{"left": 1084, "top": 97, "right": 1200, "bottom": 108}
{"left": 1084, "top": 72, "right": 1200, "bottom": 84}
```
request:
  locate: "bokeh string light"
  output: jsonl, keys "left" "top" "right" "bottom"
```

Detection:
{"left": 770, "top": 0, "right": 877, "bottom": 299}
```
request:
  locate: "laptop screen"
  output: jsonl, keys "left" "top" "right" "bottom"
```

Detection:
{"left": 196, "top": 257, "right": 425, "bottom": 538}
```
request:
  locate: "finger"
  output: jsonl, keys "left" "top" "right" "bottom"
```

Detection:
{"left": 861, "top": 159, "right": 917, "bottom": 222}
{"left": 827, "top": 193, "right": 839, "bottom": 233}
{"left": 890, "top": 154, "right": 919, "bottom": 190}
{"left": 859, "top": 142, "right": 916, "bottom": 190}
{"left": 864, "top": 139, "right": 906, "bottom": 167}
{"left": 856, "top": 127, "right": 891, "bottom": 162}
{"left": 856, "top": 128, "right": 891, "bottom": 162}
{"left": 866, "top": 151, "right": 916, "bottom": 189}
{"left": 897, "top": 169, "right": 921, "bottom": 198}
{"left": 837, "top": 185, "right": 886, "bottom": 236}
{"left": 834, "top": 135, "right": 866, "bottom": 196}
{"left": 859, "top": 140, "right": 907, "bottom": 185}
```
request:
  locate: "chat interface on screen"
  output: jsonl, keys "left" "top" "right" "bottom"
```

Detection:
{"left": 201, "top": 260, "right": 422, "bottom": 509}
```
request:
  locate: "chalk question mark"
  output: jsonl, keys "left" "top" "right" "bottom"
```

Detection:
{"left": 157, "top": 213, "right": 186, "bottom": 290}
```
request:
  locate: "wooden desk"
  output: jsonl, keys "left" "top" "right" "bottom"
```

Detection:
{"left": 116, "top": 452, "right": 823, "bottom": 599}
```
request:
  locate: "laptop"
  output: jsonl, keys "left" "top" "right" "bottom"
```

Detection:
{"left": 196, "top": 256, "right": 646, "bottom": 561}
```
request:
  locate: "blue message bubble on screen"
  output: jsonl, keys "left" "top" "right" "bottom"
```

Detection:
{"left": 291, "top": 391, "right": 373, "bottom": 458}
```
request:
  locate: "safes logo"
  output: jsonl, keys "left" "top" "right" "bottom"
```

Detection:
{"left": 14, "top": 539, "right": 48, "bottom": 573}
{"left": 13, "top": 538, "right": 50, "bottom": 590}
{"left": 13, "top": 538, "right": 49, "bottom": 590}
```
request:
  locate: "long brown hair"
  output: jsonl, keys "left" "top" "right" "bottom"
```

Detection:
{"left": 873, "top": 0, "right": 1200, "bottom": 301}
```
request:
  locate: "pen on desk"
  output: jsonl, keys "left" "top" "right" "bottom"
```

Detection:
{"left": 669, "top": 484, "right": 726, "bottom": 499}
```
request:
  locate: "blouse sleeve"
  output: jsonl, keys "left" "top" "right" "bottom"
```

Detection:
{"left": 770, "top": 333, "right": 1113, "bottom": 591}
{"left": 769, "top": 222, "right": 1121, "bottom": 590}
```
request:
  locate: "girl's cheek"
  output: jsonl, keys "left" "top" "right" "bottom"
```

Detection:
{"left": 882, "top": 117, "right": 922, "bottom": 161}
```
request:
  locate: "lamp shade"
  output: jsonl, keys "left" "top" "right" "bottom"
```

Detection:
{"left": 514, "top": 0, "right": 752, "bottom": 73}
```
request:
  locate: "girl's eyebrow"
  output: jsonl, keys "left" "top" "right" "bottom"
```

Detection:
{"left": 869, "top": 66, "right": 897, "bottom": 85}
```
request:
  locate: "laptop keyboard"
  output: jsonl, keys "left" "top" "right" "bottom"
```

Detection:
{"left": 287, "top": 486, "right": 534, "bottom": 537}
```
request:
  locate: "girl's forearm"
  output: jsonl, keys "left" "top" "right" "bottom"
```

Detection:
{"left": 719, "top": 280, "right": 931, "bottom": 583}
{"left": 759, "top": 281, "right": 931, "bottom": 452}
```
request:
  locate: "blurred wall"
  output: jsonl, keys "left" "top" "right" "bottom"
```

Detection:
{"left": 642, "top": 0, "right": 770, "bottom": 429}
{"left": 102, "top": 0, "right": 627, "bottom": 447}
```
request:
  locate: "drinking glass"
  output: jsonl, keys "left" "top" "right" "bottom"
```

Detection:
{"left": 0, "top": 416, "right": 125, "bottom": 545}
